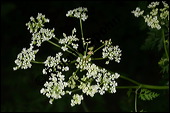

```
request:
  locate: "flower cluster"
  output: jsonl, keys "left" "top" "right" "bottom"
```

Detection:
{"left": 26, "top": 13, "right": 55, "bottom": 47}
{"left": 43, "top": 52, "right": 69, "bottom": 73}
{"left": 59, "top": 28, "right": 79, "bottom": 51}
{"left": 101, "top": 39, "right": 122, "bottom": 64}
{"left": 75, "top": 55, "right": 120, "bottom": 96}
{"left": 13, "top": 13, "right": 56, "bottom": 71}
{"left": 26, "top": 13, "right": 50, "bottom": 33}
{"left": 14, "top": 7, "right": 122, "bottom": 107}
{"left": 13, "top": 46, "right": 39, "bottom": 70}
{"left": 131, "top": 1, "right": 169, "bottom": 30}
{"left": 71, "top": 94, "right": 84, "bottom": 106}
{"left": 66, "top": 7, "right": 88, "bottom": 21}
{"left": 131, "top": 7, "right": 144, "bottom": 17}
{"left": 40, "top": 72, "right": 69, "bottom": 104}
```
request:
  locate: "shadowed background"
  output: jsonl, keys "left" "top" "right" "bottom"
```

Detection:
{"left": 1, "top": 1, "right": 169, "bottom": 112}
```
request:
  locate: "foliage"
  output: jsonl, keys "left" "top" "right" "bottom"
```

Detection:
{"left": 139, "top": 89, "right": 159, "bottom": 101}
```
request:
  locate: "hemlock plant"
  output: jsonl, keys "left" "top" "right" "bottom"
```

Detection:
{"left": 13, "top": 7, "right": 122, "bottom": 106}
{"left": 13, "top": 2, "right": 169, "bottom": 111}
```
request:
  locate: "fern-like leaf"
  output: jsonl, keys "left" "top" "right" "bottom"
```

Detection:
{"left": 139, "top": 89, "right": 159, "bottom": 101}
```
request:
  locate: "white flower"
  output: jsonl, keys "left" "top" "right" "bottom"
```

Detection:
{"left": 26, "top": 13, "right": 55, "bottom": 47}
{"left": 40, "top": 72, "right": 68, "bottom": 104}
{"left": 131, "top": 7, "right": 144, "bottom": 17}
{"left": 13, "top": 46, "right": 39, "bottom": 70}
{"left": 144, "top": 15, "right": 161, "bottom": 30}
{"left": 61, "top": 45, "right": 68, "bottom": 51}
{"left": 15, "top": 8, "right": 122, "bottom": 107}
{"left": 31, "top": 28, "right": 55, "bottom": 47}
{"left": 148, "top": 1, "right": 159, "bottom": 9}
{"left": 101, "top": 39, "right": 122, "bottom": 63}
{"left": 66, "top": 7, "right": 88, "bottom": 21}
{"left": 132, "top": 1, "right": 169, "bottom": 30}
{"left": 71, "top": 94, "right": 84, "bottom": 106}
{"left": 62, "top": 66, "right": 69, "bottom": 71}
{"left": 59, "top": 28, "right": 79, "bottom": 51}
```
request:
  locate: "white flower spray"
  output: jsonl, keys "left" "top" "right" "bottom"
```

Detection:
{"left": 131, "top": 1, "right": 169, "bottom": 30}
{"left": 13, "top": 7, "right": 122, "bottom": 107}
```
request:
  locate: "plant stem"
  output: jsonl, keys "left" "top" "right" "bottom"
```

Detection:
{"left": 162, "top": 29, "right": 169, "bottom": 61}
{"left": 135, "top": 85, "right": 141, "bottom": 112}
{"left": 93, "top": 44, "right": 105, "bottom": 53}
{"left": 48, "top": 40, "right": 61, "bottom": 48}
{"left": 53, "top": 37, "right": 59, "bottom": 41}
{"left": 119, "top": 75, "right": 141, "bottom": 85}
{"left": 116, "top": 85, "right": 169, "bottom": 89}
{"left": 31, "top": 61, "right": 44, "bottom": 64}
{"left": 91, "top": 58, "right": 105, "bottom": 60}
{"left": 47, "top": 40, "right": 77, "bottom": 57}
{"left": 97, "top": 65, "right": 169, "bottom": 89}
{"left": 80, "top": 18, "right": 85, "bottom": 47}
{"left": 53, "top": 36, "right": 82, "bottom": 57}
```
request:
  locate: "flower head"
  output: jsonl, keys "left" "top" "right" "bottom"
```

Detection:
{"left": 131, "top": 7, "right": 144, "bottom": 17}
{"left": 71, "top": 94, "right": 84, "bottom": 106}
{"left": 13, "top": 46, "right": 39, "bottom": 70}
{"left": 132, "top": 1, "right": 169, "bottom": 30}
{"left": 66, "top": 7, "right": 88, "bottom": 21}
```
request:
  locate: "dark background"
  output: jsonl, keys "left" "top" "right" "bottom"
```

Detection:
{"left": 1, "top": 1, "right": 169, "bottom": 112}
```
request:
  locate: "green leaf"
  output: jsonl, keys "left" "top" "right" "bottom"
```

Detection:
{"left": 158, "top": 56, "right": 169, "bottom": 74}
{"left": 139, "top": 89, "right": 159, "bottom": 101}
{"left": 141, "top": 30, "right": 163, "bottom": 51}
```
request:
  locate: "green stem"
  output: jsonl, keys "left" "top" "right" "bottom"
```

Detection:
{"left": 141, "top": 84, "right": 169, "bottom": 89}
{"left": 71, "top": 88, "right": 81, "bottom": 93}
{"left": 119, "top": 75, "right": 141, "bottom": 85}
{"left": 31, "top": 61, "right": 44, "bottom": 64}
{"left": 53, "top": 37, "right": 59, "bottom": 41}
{"left": 93, "top": 44, "right": 105, "bottom": 53}
{"left": 53, "top": 35, "right": 82, "bottom": 57}
{"left": 162, "top": 29, "right": 169, "bottom": 61}
{"left": 47, "top": 40, "right": 77, "bottom": 57}
{"left": 80, "top": 18, "right": 85, "bottom": 47}
{"left": 135, "top": 85, "right": 141, "bottom": 112}
{"left": 66, "top": 44, "right": 81, "bottom": 56}
{"left": 70, "top": 60, "right": 77, "bottom": 64}
{"left": 116, "top": 85, "right": 169, "bottom": 89}
{"left": 91, "top": 57, "right": 105, "bottom": 60}
{"left": 84, "top": 43, "right": 89, "bottom": 56}
{"left": 48, "top": 40, "right": 61, "bottom": 48}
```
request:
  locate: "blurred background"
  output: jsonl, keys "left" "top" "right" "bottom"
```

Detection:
{"left": 1, "top": 1, "right": 169, "bottom": 112}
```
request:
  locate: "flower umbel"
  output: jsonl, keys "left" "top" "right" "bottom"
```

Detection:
{"left": 13, "top": 7, "right": 122, "bottom": 107}
{"left": 66, "top": 7, "right": 88, "bottom": 21}
{"left": 132, "top": 1, "right": 169, "bottom": 30}
{"left": 13, "top": 46, "right": 39, "bottom": 70}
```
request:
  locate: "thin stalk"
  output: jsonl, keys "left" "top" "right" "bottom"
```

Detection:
{"left": 66, "top": 45, "right": 82, "bottom": 57}
{"left": 80, "top": 18, "right": 85, "bottom": 47}
{"left": 116, "top": 85, "right": 169, "bottom": 89}
{"left": 101, "top": 66, "right": 168, "bottom": 89}
{"left": 54, "top": 36, "right": 82, "bottom": 56}
{"left": 91, "top": 58, "right": 105, "bottom": 60}
{"left": 48, "top": 40, "right": 61, "bottom": 48}
{"left": 31, "top": 61, "right": 44, "bottom": 64}
{"left": 53, "top": 37, "right": 59, "bottom": 41}
{"left": 162, "top": 29, "right": 169, "bottom": 61}
{"left": 135, "top": 85, "right": 141, "bottom": 112}
{"left": 119, "top": 75, "right": 141, "bottom": 85}
{"left": 47, "top": 40, "right": 77, "bottom": 57}
{"left": 70, "top": 60, "right": 77, "bottom": 64}
{"left": 93, "top": 44, "right": 105, "bottom": 53}
{"left": 84, "top": 43, "right": 89, "bottom": 56}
